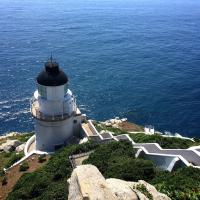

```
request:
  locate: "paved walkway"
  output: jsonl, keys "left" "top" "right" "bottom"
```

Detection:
{"left": 82, "top": 123, "right": 96, "bottom": 136}
{"left": 134, "top": 143, "right": 200, "bottom": 166}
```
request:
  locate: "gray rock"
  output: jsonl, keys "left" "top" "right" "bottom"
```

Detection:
{"left": 3, "top": 145, "right": 15, "bottom": 153}
{"left": 0, "top": 140, "right": 22, "bottom": 153}
{"left": 68, "top": 164, "right": 117, "bottom": 200}
{"left": 106, "top": 178, "right": 139, "bottom": 200}
{"left": 68, "top": 165, "right": 171, "bottom": 200}
{"left": 15, "top": 143, "right": 25, "bottom": 152}
{"left": 136, "top": 180, "right": 171, "bottom": 200}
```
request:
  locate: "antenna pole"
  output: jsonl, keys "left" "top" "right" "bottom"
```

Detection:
{"left": 50, "top": 52, "right": 53, "bottom": 63}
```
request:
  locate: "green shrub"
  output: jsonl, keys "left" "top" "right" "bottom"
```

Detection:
{"left": 83, "top": 141, "right": 156, "bottom": 181}
{"left": 0, "top": 169, "right": 5, "bottom": 177}
{"left": 19, "top": 162, "right": 29, "bottom": 172}
{"left": 38, "top": 154, "right": 46, "bottom": 163}
{"left": 136, "top": 184, "right": 153, "bottom": 200}
{"left": 1, "top": 176, "right": 7, "bottom": 186}
{"left": 151, "top": 167, "right": 200, "bottom": 200}
{"left": 105, "top": 157, "right": 156, "bottom": 181}
{"left": 5, "top": 153, "right": 24, "bottom": 168}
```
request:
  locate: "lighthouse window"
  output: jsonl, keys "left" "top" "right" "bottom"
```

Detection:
{"left": 38, "top": 84, "right": 47, "bottom": 98}
{"left": 64, "top": 84, "right": 68, "bottom": 93}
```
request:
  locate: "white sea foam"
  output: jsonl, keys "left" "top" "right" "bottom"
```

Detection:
{"left": 2, "top": 105, "right": 12, "bottom": 109}
{"left": 12, "top": 110, "right": 29, "bottom": 116}
{"left": 79, "top": 104, "right": 90, "bottom": 112}
{"left": 0, "top": 100, "right": 9, "bottom": 105}
{"left": 0, "top": 112, "right": 11, "bottom": 119}
{"left": 5, "top": 117, "right": 17, "bottom": 122}
{"left": 12, "top": 97, "right": 30, "bottom": 103}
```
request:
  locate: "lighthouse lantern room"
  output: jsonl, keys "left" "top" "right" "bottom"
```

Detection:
{"left": 30, "top": 58, "right": 83, "bottom": 152}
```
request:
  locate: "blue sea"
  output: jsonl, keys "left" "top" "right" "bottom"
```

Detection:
{"left": 0, "top": 0, "right": 200, "bottom": 137}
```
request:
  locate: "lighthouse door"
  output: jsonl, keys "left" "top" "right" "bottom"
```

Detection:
{"left": 54, "top": 143, "right": 64, "bottom": 151}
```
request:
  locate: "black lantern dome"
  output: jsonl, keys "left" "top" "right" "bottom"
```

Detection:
{"left": 37, "top": 57, "right": 68, "bottom": 86}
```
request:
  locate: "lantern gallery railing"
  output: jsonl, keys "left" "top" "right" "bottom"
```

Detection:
{"left": 30, "top": 98, "right": 77, "bottom": 122}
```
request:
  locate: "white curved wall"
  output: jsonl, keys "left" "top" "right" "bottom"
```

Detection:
{"left": 35, "top": 118, "right": 74, "bottom": 152}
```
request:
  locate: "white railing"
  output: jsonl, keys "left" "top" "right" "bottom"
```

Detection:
{"left": 30, "top": 97, "right": 76, "bottom": 121}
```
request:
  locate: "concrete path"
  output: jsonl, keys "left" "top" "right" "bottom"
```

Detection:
{"left": 134, "top": 143, "right": 200, "bottom": 166}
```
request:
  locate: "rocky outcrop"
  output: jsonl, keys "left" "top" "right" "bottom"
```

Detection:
{"left": 106, "top": 178, "right": 170, "bottom": 200}
{"left": 0, "top": 140, "right": 21, "bottom": 153}
{"left": 106, "top": 178, "right": 141, "bottom": 200}
{"left": 68, "top": 164, "right": 171, "bottom": 200}
{"left": 101, "top": 117, "right": 127, "bottom": 128}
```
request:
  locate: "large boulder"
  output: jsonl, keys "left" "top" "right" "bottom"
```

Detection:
{"left": 68, "top": 165, "right": 171, "bottom": 200}
{"left": 68, "top": 164, "right": 117, "bottom": 200}
{"left": 0, "top": 144, "right": 15, "bottom": 153}
{"left": 15, "top": 143, "right": 25, "bottom": 152}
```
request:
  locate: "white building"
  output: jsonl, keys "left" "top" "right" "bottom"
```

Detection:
{"left": 144, "top": 125, "right": 155, "bottom": 135}
{"left": 29, "top": 58, "right": 84, "bottom": 153}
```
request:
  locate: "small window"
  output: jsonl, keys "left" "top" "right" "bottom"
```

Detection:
{"left": 38, "top": 84, "right": 47, "bottom": 99}
{"left": 73, "top": 119, "right": 77, "bottom": 124}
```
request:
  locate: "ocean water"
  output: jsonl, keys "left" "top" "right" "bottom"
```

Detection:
{"left": 0, "top": 0, "right": 200, "bottom": 137}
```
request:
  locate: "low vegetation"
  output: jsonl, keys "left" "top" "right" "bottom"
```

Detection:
{"left": 151, "top": 167, "right": 200, "bottom": 200}
{"left": 7, "top": 132, "right": 34, "bottom": 143}
{"left": 93, "top": 121, "right": 128, "bottom": 135}
{"left": 0, "top": 153, "right": 14, "bottom": 176}
{"left": 7, "top": 141, "right": 99, "bottom": 200}
{"left": 0, "top": 132, "right": 34, "bottom": 146}
{"left": 1, "top": 176, "right": 7, "bottom": 186}
{"left": 5, "top": 153, "right": 24, "bottom": 169}
{"left": 83, "top": 141, "right": 156, "bottom": 181}
{"left": 136, "top": 184, "right": 153, "bottom": 200}
{"left": 0, "top": 152, "right": 24, "bottom": 179}
{"left": 0, "top": 132, "right": 33, "bottom": 175}
{"left": 5, "top": 139, "right": 200, "bottom": 200}
{"left": 38, "top": 154, "right": 47, "bottom": 163}
{"left": 19, "top": 162, "right": 29, "bottom": 172}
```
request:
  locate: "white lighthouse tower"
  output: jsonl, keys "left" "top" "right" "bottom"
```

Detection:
{"left": 30, "top": 57, "right": 83, "bottom": 152}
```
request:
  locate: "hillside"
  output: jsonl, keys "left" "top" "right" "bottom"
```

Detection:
{"left": 3, "top": 140, "right": 200, "bottom": 200}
